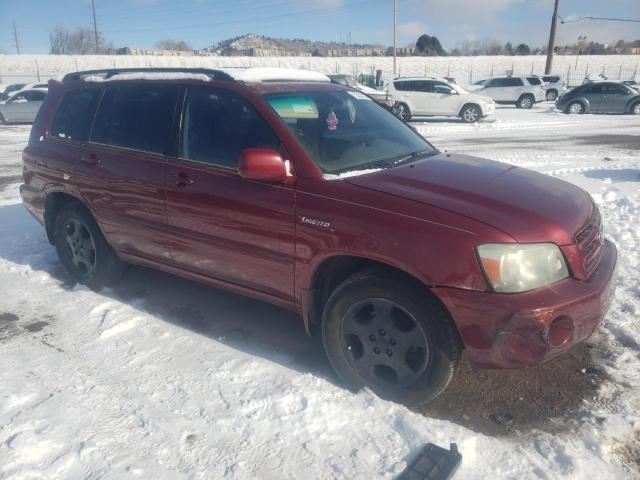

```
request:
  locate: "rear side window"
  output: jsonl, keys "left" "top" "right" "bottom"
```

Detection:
{"left": 91, "top": 84, "right": 179, "bottom": 154}
{"left": 526, "top": 77, "right": 542, "bottom": 85}
{"left": 543, "top": 76, "right": 560, "bottom": 83}
{"left": 486, "top": 78, "right": 506, "bottom": 87}
{"left": 603, "top": 84, "right": 629, "bottom": 95}
{"left": 505, "top": 78, "right": 524, "bottom": 87}
{"left": 180, "top": 87, "right": 279, "bottom": 168}
{"left": 51, "top": 88, "right": 101, "bottom": 142}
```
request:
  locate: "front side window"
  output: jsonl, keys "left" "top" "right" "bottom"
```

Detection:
{"left": 180, "top": 87, "right": 279, "bottom": 168}
{"left": 433, "top": 82, "right": 456, "bottom": 94}
{"left": 486, "top": 78, "right": 506, "bottom": 88}
{"left": 10, "top": 90, "right": 46, "bottom": 103}
{"left": 543, "top": 76, "right": 560, "bottom": 83}
{"left": 91, "top": 84, "right": 179, "bottom": 154}
{"left": 505, "top": 78, "right": 524, "bottom": 87}
{"left": 526, "top": 77, "right": 542, "bottom": 86}
{"left": 264, "top": 90, "right": 437, "bottom": 175}
{"left": 393, "top": 81, "right": 412, "bottom": 92}
{"left": 584, "top": 84, "right": 605, "bottom": 95}
{"left": 51, "top": 88, "right": 101, "bottom": 142}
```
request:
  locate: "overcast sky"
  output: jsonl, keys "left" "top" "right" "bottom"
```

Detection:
{"left": 2, "top": 0, "right": 639, "bottom": 53}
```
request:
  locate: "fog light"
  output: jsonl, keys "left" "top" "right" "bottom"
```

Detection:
{"left": 545, "top": 316, "right": 574, "bottom": 347}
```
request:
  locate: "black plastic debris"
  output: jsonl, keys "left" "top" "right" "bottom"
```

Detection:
{"left": 397, "top": 443, "right": 462, "bottom": 480}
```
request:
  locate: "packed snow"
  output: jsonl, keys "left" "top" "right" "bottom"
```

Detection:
{"left": 0, "top": 103, "right": 639, "bottom": 479}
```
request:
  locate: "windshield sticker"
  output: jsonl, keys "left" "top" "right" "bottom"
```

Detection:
{"left": 267, "top": 96, "right": 318, "bottom": 119}
{"left": 347, "top": 91, "right": 370, "bottom": 100}
{"left": 326, "top": 111, "right": 338, "bottom": 130}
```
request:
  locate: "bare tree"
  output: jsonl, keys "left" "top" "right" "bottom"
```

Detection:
{"left": 154, "top": 39, "right": 192, "bottom": 51}
{"left": 49, "top": 25, "right": 111, "bottom": 54}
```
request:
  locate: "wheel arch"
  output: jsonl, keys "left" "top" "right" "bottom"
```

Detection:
{"left": 458, "top": 102, "right": 482, "bottom": 117}
{"left": 302, "top": 254, "right": 458, "bottom": 339}
{"left": 567, "top": 97, "right": 590, "bottom": 113}
{"left": 625, "top": 97, "right": 640, "bottom": 113}
{"left": 44, "top": 191, "right": 90, "bottom": 244}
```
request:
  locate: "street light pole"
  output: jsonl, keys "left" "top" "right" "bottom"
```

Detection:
{"left": 393, "top": 0, "right": 397, "bottom": 76}
{"left": 545, "top": 0, "right": 560, "bottom": 74}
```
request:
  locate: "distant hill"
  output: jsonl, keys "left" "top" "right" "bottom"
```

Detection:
{"left": 203, "top": 33, "right": 386, "bottom": 56}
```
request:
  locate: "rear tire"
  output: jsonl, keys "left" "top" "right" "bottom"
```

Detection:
{"left": 566, "top": 101, "right": 585, "bottom": 115}
{"left": 460, "top": 104, "right": 481, "bottom": 123}
{"left": 516, "top": 94, "right": 534, "bottom": 109}
{"left": 321, "top": 269, "right": 461, "bottom": 406}
{"left": 54, "top": 203, "right": 125, "bottom": 289}
{"left": 395, "top": 102, "right": 411, "bottom": 122}
{"left": 546, "top": 89, "right": 558, "bottom": 101}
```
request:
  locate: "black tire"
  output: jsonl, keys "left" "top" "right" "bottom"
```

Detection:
{"left": 54, "top": 203, "right": 125, "bottom": 288}
{"left": 460, "top": 104, "right": 481, "bottom": 123}
{"left": 516, "top": 94, "right": 534, "bottom": 109}
{"left": 546, "top": 89, "right": 558, "bottom": 101}
{"left": 566, "top": 101, "right": 585, "bottom": 115}
{"left": 630, "top": 101, "right": 640, "bottom": 115}
{"left": 321, "top": 269, "right": 461, "bottom": 406}
{"left": 395, "top": 102, "right": 411, "bottom": 122}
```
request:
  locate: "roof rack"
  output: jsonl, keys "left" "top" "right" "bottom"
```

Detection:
{"left": 62, "top": 68, "right": 234, "bottom": 82}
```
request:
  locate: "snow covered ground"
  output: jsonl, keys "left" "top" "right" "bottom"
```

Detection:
{"left": 0, "top": 104, "right": 639, "bottom": 479}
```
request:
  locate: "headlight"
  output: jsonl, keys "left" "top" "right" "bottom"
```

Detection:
{"left": 477, "top": 243, "right": 569, "bottom": 293}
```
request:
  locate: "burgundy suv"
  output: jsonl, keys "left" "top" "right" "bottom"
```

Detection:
{"left": 21, "top": 68, "right": 617, "bottom": 405}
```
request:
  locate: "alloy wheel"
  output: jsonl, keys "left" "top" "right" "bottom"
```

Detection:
{"left": 546, "top": 90, "right": 558, "bottom": 101}
{"left": 633, "top": 103, "right": 640, "bottom": 115}
{"left": 463, "top": 107, "right": 479, "bottom": 123}
{"left": 340, "top": 298, "right": 430, "bottom": 388}
{"left": 63, "top": 218, "right": 97, "bottom": 277}
{"left": 520, "top": 97, "right": 533, "bottom": 109}
{"left": 569, "top": 102, "right": 583, "bottom": 114}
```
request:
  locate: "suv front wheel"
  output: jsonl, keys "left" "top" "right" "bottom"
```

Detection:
{"left": 54, "top": 203, "right": 125, "bottom": 289}
{"left": 546, "top": 89, "right": 558, "bottom": 101}
{"left": 460, "top": 104, "right": 481, "bottom": 123}
{"left": 322, "top": 269, "right": 461, "bottom": 406}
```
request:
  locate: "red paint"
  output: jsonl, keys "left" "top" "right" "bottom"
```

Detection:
{"left": 20, "top": 76, "right": 617, "bottom": 369}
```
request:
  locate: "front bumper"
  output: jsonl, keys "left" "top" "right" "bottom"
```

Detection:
{"left": 481, "top": 102, "right": 496, "bottom": 116}
{"left": 433, "top": 240, "right": 617, "bottom": 368}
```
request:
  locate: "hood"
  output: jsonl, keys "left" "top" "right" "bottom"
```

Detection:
{"left": 345, "top": 153, "right": 592, "bottom": 245}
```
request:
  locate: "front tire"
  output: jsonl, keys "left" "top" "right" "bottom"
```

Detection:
{"left": 630, "top": 102, "right": 640, "bottom": 115}
{"left": 566, "top": 101, "right": 585, "bottom": 114}
{"left": 546, "top": 89, "right": 558, "bottom": 101}
{"left": 54, "top": 203, "right": 125, "bottom": 289}
{"left": 517, "top": 94, "right": 534, "bottom": 109}
{"left": 394, "top": 102, "right": 411, "bottom": 122}
{"left": 322, "top": 269, "right": 461, "bottom": 406}
{"left": 460, "top": 105, "right": 481, "bottom": 123}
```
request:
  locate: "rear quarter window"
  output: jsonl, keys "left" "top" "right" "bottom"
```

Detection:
{"left": 91, "top": 84, "right": 179, "bottom": 154}
{"left": 51, "top": 88, "right": 101, "bottom": 142}
{"left": 526, "top": 77, "right": 542, "bottom": 85}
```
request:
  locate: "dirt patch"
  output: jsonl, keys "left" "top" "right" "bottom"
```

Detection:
{"left": 613, "top": 430, "right": 640, "bottom": 477}
{"left": 0, "top": 312, "right": 20, "bottom": 342}
{"left": 418, "top": 341, "right": 608, "bottom": 436}
{"left": 24, "top": 321, "right": 49, "bottom": 332}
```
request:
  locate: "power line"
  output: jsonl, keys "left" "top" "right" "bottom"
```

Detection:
{"left": 90, "top": 0, "right": 100, "bottom": 53}
{"left": 12, "top": 20, "right": 21, "bottom": 54}
{"left": 560, "top": 16, "right": 640, "bottom": 24}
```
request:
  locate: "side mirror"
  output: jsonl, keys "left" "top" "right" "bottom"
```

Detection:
{"left": 238, "top": 148, "right": 289, "bottom": 183}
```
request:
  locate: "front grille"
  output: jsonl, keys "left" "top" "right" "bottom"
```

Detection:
{"left": 575, "top": 208, "right": 603, "bottom": 277}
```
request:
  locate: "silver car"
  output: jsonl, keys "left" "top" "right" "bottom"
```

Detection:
{"left": 556, "top": 82, "right": 640, "bottom": 115}
{"left": 0, "top": 89, "right": 47, "bottom": 123}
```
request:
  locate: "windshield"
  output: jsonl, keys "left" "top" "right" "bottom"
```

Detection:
{"left": 263, "top": 90, "right": 436, "bottom": 175}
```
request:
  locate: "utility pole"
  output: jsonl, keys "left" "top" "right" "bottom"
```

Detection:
{"left": 91, "top": 0, "right": 100, "bottom": 54}
{"left": 544, "top": 0, "right": 559, "bottom": 74}
{"left": 393, "top": 0, "right": 397, "bottom": 76}
{"left": 12, "top": 20, "right": 20, "bottom": 54}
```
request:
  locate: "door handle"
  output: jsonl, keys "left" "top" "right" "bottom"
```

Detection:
{"left": 80, "top": 153, "right": 100, "bottom": 166}
{"left": 172, "top": 172, "right": 194, "bottom": 187}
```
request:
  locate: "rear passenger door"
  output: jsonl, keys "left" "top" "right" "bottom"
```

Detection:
{"left": 602, "top": 83, "right": 634, "bottom": 112}
{"left": 83, "top": 83, "right": 179, "bottom": 262}
{"left": 163, "top": 86, "right": 296, "bottom": 301}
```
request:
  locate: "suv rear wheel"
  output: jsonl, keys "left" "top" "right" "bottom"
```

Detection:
{"left": 516, "top": 94, "right": 534, "bottom": 109}
{"left": 460, "top": 104, "right": 481, "bottom": 123}
{"left": 321, "top": 269, "right": 460, "bottom": 406}
{"left": 54, "top": 203, "right": 125, "bottom": 288}
{"left": 394, "top": 102, "right": 411, "bottom": 122}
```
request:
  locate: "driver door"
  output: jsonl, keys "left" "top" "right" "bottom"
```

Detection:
{"left": 431, "top": 81, "right": 460, "bottom": 115}
{"left": 163, "top": 86, "right": 296, "bottom": 301}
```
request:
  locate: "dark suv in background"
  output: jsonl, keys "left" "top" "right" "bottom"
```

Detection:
{"left": 21, "top": 68, "right": 617, "bottom": 406}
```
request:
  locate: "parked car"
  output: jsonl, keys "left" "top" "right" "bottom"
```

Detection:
{"left": 469, "top": 76, "right": 546, "bottom": 109}
{"left": 0, "top": 88, "right": 48, "bottom": 123}
{"left": 328, "top": 74, "right": 394, "bottom": 109}
{"left": 556, "top": 82, "right": 640, "bottom": 115}
{"left": 0, "top": 83, "right": 27, "bottom": 101}
{"left": 541, "top": 75, "right": 567, "bottom": 101}
{"left": 17, "top": 82, "right": 49, "bottom": 92}
{"left": 388, "top": 77, "right": 495, "bottom": 122}
{"left": 21, "top": 67, "right": 617, "bottom": 406}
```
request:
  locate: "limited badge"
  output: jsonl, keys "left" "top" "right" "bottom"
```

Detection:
{"left": 326, "top": 111, "right": 338, "bottom": 130}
